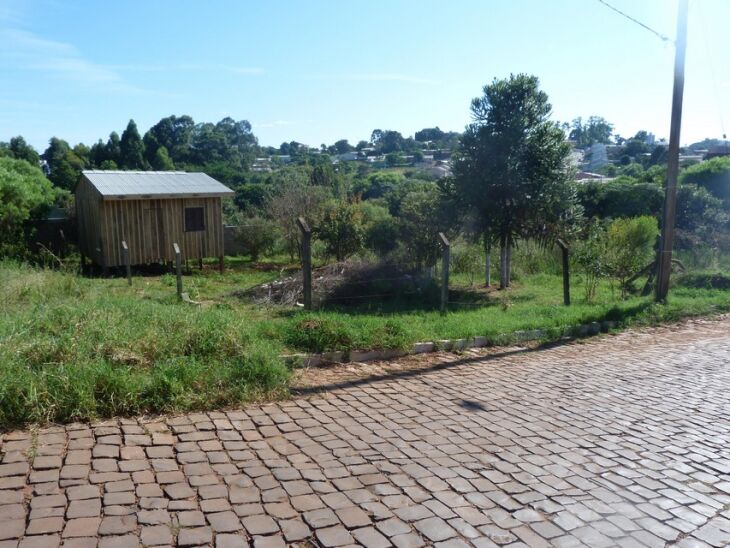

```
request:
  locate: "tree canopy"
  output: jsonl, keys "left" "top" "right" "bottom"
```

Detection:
{"left": 0, "top": 157, "right": 64, "bottom": 256}
{"left": 452, "top": 73, "right": 579, "bottom": 286}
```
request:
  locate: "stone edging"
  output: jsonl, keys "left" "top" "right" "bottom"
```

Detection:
{"left": 281, "top": 320, "right": 619, "bottom": 367}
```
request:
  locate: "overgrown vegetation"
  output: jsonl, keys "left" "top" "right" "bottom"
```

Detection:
{"left": 2, "top": 256, "right": 729, "bottom": 427}
{"left": 0, "top": 262, "right": 289, "bottom": 427}
{"left": 2, "top": 74, "right": 730, "bottom": 428}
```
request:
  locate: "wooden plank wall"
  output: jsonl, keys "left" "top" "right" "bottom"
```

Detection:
{"left": 75, "top": 178, "right": 104, "bottom": 264}
{"left": 98, "top": 197, "right": 224, "bottom": 267}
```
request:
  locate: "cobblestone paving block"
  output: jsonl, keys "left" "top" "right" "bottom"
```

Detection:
{"left": 4, "top": 318, "right": 730, "bottom": 547}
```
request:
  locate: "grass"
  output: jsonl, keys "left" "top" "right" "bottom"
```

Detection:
{"left": 1, "top": 257, "right": 729, "bottom": 428}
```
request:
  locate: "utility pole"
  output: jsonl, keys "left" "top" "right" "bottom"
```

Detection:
{"left": 656, "top": 0, "right": 689, "bottom": 302}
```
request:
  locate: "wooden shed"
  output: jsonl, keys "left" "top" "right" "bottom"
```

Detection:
{"left": 76, "top": 170, "right": 234, "bottom": 269}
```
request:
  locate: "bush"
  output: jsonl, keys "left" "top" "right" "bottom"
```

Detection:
{"left": 573, "top": 221, "right": 609, "bottom": 302}
{"left": 606, "top": 216, "right": 659, "bottom": 296}
{"left": 357, "top": 202, "right": 399, "bottom": 256}
{"left": 399, "top": 187, "right": 452, "bottom": 268}
{"left": 577, "top": 179, "right": 663, "bottom": 219}
{"left": 316, "top": 200, "right": 365, "bottom": 261}
{"left": 676, "top": 272, "right": 730, "bottom": 290}
{"left": 0, "top": 157, "right": 64, "bottom": 257}
{"left": 232, "top": 216, "right": 278, "bottom": 261}
{"left": 680, "top": 156, "right": 730, "bottom": 208}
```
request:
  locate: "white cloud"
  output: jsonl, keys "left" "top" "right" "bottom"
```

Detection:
{"left": 346, "top": 73, "right": 440, "bottom": 85}
{"left": 253, "top": 120, "right": 298, "bottom": 129}
{"left": 1, "top": 28, "right": 146, "bottom": 93}
{"left": 107, "top": 63, "right": 264, "bottom": 75}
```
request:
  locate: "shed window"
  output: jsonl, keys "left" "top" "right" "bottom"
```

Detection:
{"left": 184, "top": 207, "right": 205, "bottom": 232}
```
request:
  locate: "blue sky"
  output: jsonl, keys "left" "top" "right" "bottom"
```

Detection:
{"left": 1, "top": 0, "right": 728, "bottom": 151}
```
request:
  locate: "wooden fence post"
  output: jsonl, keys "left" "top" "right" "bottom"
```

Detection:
{"left": 485, "top": 240, "right": 491, "bottom": 287}
{"left": 173, "top": 243, "right": 183, "bottom": 299}
{"left": 59, "top": 229, "right": 66, "bottom": 260}
{"left": 121, "top": 240, "right": 132, "bottom": 286}
{"left": 439, "top": 232, "right": 450, "bottom": 315}
{"left": 296, "top": 217, "right": 312, "bottom": 310}
{"left": 557, "top": 239, "right": 570, "bottom": 306}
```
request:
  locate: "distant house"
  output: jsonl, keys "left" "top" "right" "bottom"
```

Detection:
{"left": 575, "top": 171, "right": 614, "bottom": 183}
{"left": 425, "top": 162, "right": 452, "bottom": 178}
{"left": 334, "top": 151, "right": 359, "bottom": 162}
{"left": 76, "top": 170, "right": 233, "bottom": 270}
{"left": 705, "top": 142, "right": 730, "bottom": 159}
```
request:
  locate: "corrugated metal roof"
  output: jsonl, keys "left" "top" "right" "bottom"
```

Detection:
{"left": 82, "top": 170, "right": 234, "bottom": 199}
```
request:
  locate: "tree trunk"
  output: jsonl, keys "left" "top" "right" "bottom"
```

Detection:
{"left": 505, "top": 238, "right": 512, "bottom": 287}
{"left": 485, "top": 240, "right": 491, "bottom": 287}
{"left": 499, "top": 235, "right": 507, "bottom": 289}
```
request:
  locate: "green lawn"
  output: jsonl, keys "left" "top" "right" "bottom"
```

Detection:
{"left": 1, "top": 258, "right": 729, "bottom": 428}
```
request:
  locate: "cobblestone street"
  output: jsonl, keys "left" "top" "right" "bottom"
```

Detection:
{"left": 1, "top": 318, "right": 729, "bottom": 547}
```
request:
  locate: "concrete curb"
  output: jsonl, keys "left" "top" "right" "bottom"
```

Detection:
{"left": 281, "top": 320, "right": 619, "bottom": 367}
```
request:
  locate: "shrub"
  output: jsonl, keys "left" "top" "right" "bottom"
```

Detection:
{"left": 573, "top": 221, "right": 609, "bottom": 302}
{"left": 233, "top": 216, "right": 278, "bottom": 261}
{"left": 357, "top": 202, "right": 399, "bottom": 256}
{"left": 676, "top": 272, "right": 730, "bottom": 290}
{"left": 0, "top": 157, "right": 64, "bottom": 257}
{"left": 606, "top": 216, "right": 659, "bottom": 297}
{"left": 316, "top": 200, "right": 365, "bottom": 261}
{"left": 680, "top": 156, "right": 730, "bottom": 208}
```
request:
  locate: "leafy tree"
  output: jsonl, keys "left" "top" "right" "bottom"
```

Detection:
{"left": 333, "top": 139, "right": 353, "bottom": 154}
{"left": 42, "top": 137, "right": 85, "bottom": 191}
{"left": 266, "top": 183, "right": 329, "bottom": 260}
{"left": 355, "top": 140, "right": 370, "bottom": 151}
{"left": 316, "top": 200, "right": 365, "bottom": 261}
{"left": 234, "top": 183, "right": 270, "bottom": 212}
{"left": 89, "top": 139, "right": 106, "bottom": 167}
{"left": 143, "top": 115, "right": 194, "bottom": 165}
{"left": 210, "top": 117, "right": 257, "bottom": 169}
{"left": 385, "top": 152, "right": 403, "bottom": 167}
{"left": 357, "top": 201, "right": 399, "bottom": 256}
{"left": 620, "top": 132, "right": 651, "bottom": 158}
{"left": 572, "top": 220, "right": 609, "bottom": 302}
{"left": 398, "top": 186, "right": 452, "bottom": 268}
{"left": 378, "top": 130, "right": 405, "bottom": 154}
{"left": 568, "top": 116, "right": 613, "bottom": 148}
{"left": 0, "top": 157, "right": 63, "bottom": 256}
{"left": 99, "top": 159, "right": 118, "bottom": 170}
{"left": 648, "top": 145, "right": 667, "bottom": 166}
{"left": 104, "top": 132, "right": 122, "bottom": 166}
{"left": 119, "top": 119, "right": 146, "bottom": 169}
{"left": 310, "top": 163, "right": 342, "bottom": 195}
{"left": 352, "top": 171, "right": 405, "bottom": 200}
{"left": 452, "top": 74, "right": 577, "bottom": 288}
{"left": 675, "top": 184, "right": 729, "bottom": 239}
{"left": 151, "top": 146, "right": 175, "bottom": 170}
{"left": 415, "top": 127, "right": 445, "bottom": 143}
{"left": 680, "top": 156, "right": 730, "bottom": 208}
{"left": 0, "top": 136, "right": 41, "bottom": 166}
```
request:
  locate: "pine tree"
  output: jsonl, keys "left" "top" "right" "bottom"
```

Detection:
{"left": 119, "top": 120, "right": 146, "bottom": 170}
{"left": 151, "top": 146, "right": 175, "bottom": 171}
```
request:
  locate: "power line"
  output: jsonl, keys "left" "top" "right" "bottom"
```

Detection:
{"left": 596, "top": 0, "right": 673, "bottom": 44}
